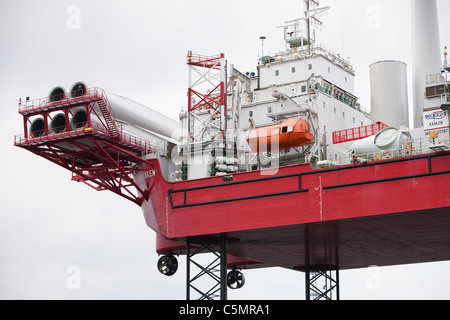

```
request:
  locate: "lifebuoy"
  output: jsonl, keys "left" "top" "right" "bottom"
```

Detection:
{"left": 29, "top": 133, "right": 34, "bottom": 139}
{"left": 384, "top": 152, "right": 391, "bottom": 158}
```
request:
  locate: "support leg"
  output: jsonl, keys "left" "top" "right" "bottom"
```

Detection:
{"left": 186, "top": 235, "right": 228, "bottom": 300}
{"left": 305, "top": 265, "right": 339, "bottom": 300}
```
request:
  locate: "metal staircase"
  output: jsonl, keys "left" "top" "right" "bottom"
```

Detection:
{"left": 98, "top": 92, "right": 119, "bottom": 138}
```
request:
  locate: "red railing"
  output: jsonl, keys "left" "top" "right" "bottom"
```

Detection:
{"left": 14, "top": 122, "right": 155, "bottom": 154}
{"left": 18, "top": 87, "right": 105, "bottom": 114}
{"left": 187, "top": 52, "right": 224, "bottom": 69}
{"left": 333, "top": 122, "right": 389, "bottom": 144}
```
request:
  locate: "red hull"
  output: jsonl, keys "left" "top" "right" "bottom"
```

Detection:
{"left": 139, "top": 152, "right": 450, "bottom": 270}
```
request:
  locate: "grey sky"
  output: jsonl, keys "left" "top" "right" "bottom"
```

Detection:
{"left": 1, "top": 0, "right": 450, "bottom": 300}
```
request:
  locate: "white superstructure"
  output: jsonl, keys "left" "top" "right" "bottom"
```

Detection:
{"left": 225, "top": 0, "right": 371, "bottom": 168}
{"left": 175, "top": 0, "right": 449, "bottom": 181}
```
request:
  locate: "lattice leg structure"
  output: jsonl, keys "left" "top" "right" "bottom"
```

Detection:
{"left": 187, "top": 52, "right": 227, "bottom": 143}
{"left": 305, "top": 265, "right": 340, "bottom": 300}
{"left": 186, "top": 235, "right": 227, "bottom": 300}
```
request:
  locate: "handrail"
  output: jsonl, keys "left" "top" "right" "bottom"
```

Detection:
{"left": 426, "top": 73, "right": 450, "bottom": 85}
{"left": 265, "top": 44, "right": 354, "bottom": 73}
{"left": 18, "top": 87, "right": 104, "bottom": 113}
{"left": 353, "top": 138, "right": 449, "bottom": 163}
{"left": 14, "top": 121, "right": 158, "bottom": 154}
{"left": 333, "top": 122, "right": 389, "bottom": 144}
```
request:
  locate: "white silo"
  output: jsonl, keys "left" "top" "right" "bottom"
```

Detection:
{"left": 411, "top": 0, "right": 442, "bottom": 129}
{"left": 370, "top": 60, "right": 409, "bottom": 129}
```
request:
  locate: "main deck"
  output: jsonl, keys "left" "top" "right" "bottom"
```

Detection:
{"left": 141, "top": 152, "right": 450, "bottom": 270}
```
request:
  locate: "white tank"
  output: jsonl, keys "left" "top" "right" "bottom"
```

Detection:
{"left": 370, "top": 60, "right": 409, "bottom": 129}
{"left": 411, "top": 0, "right": 442, "bottom": 129}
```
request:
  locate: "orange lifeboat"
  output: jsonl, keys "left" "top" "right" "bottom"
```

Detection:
{"left": 247, "top": 118, "right": 314, "bottom": 153}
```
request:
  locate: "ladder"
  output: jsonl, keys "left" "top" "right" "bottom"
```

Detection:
{"left": 98, "top": 91, "right": 119, "bottom": 138}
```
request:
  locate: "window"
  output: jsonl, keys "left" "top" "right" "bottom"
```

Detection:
{"left": 275, "top": 70, "right": 279, "bottom": 76}
{"left": 268, "top": 106, "right": 272, "bottom": 113}
{"left": 353, "top": 117, "right": 355, "bottom": 123}
{"left": 328, "top": 67, "right": 331, "bottom": 73}
{"left": 281, "top": 126, "right": 294, "bottom": 133}
{"left": 291, "top": 67, "right": 296, "bottom": 73}
{"left": 342, "top": 112, "right": 345, "bottom": 118}
{"left": 323, "top": 102, "right": 326, "bottom": 109}
{"left": 345, "top": 76, "right": 348, "bottom": 83}
{"left": 249, "top": 110, "right": 253, "bottom": 117}
{"left": 301, "top": 85, "right": 306, "bottom": 93}
{"left": 308, "top": 64, "right": 312, "bottom": 70}
{"left": 334, "top": 107, "right": 336, "bottom": 114}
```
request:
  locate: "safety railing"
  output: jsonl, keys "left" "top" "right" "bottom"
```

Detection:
{"left": 187, "top": 52, "right": 224, "bottom": 69}
{"left": 426, "top": 73, "right": 450, "bottom": 85}
{"left": 18, "top": 87, "right": 105, "bottom": 113}
{"left": 333, "top": 122, "right": 389, "bottom": 144}
{"left": 14, "top": 124, "right": 89, "bottom": 145}
{"left": 118, "top": 125, "right": 159, "bottom": 154}
{"left": 351, "top": 138, "right": 450, "bottom": 164}
{"left": 265, "top": 44, "right": 354, "bottom": 74}
{"left": 14, "top": 121, "right": 157, "bottom": 154}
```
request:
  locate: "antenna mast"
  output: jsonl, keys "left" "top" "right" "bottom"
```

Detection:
{"left": 278, "top": 0, "right": 330, "bottom": 53}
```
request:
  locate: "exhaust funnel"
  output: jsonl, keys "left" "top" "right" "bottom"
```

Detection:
{"left": 49, "top": 87, "right": 67, "bottom": 102}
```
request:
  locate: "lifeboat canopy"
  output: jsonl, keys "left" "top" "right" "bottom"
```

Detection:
{"left": 247, "top": 118, "right": 314, "bottom": 153}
